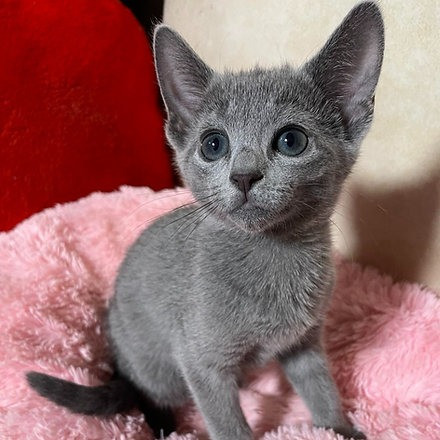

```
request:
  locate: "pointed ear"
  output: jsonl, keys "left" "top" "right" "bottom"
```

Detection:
{"left": 304, "top": 2, "right": 384, "bottom": 139}
{"left": 153, "top": 25, "right": 213, "bottom": 126}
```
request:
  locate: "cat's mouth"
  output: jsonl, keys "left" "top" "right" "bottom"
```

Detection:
{"left": 225, "top": 193, "right": 298, "bottom": 233}
{"left": 235, "top": 199, "right": 255, "bottom": 210}
{"left": 231, "top": 190, "right": 260, "bottom": 209}
{"left": 226, "top": 202, "right": 275, "bottom": 232}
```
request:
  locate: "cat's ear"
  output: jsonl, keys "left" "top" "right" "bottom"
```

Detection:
{"left": 304, "top": 2, "right": 384, "bottom": 140}
{"left": 153, "top": 25, "right": 213, "bottom": 126}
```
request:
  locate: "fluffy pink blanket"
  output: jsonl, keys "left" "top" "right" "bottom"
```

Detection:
{"left": 1, "top": 187, "right": 439, "bottom": 440}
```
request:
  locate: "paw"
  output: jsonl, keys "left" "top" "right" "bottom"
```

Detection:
{"left": 333, "top": 425, "right": 366, "bottom": 440}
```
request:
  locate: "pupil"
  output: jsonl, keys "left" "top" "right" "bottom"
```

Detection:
{"left": 211, "top": 137, "right": 219, "bottom": 151}
{"left": 285, "top": 132, "right": 295, "bottom": 148}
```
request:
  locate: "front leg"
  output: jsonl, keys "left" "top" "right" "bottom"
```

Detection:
{"left": 179, "top": 355, "right": 253, "bottom": 440}
{"left": 279, "top": 337, "right": 365, "bottom": 440}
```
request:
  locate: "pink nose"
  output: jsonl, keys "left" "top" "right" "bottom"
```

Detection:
{"left": 230, "top": 172, "right": 263, "bottom": 194}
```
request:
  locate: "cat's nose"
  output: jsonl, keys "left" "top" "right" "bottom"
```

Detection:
{"left": 230, "top": 172, "right": 263, "bottom": 194}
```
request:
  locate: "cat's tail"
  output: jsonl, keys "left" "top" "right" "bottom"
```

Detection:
{"left": 26, "top": 371, "right": 138, "bottom": 416}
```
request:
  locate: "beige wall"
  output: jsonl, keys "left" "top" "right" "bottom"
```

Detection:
{"left": 164, "top": 1, "right": 440, "bottom": 291}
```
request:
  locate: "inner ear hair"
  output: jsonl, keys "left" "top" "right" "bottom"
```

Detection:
{"left": 153, "top": 25, "right": 213, "bottom": 125}
{"left": 304, "top": 1, "right": 384, "bottom": 139}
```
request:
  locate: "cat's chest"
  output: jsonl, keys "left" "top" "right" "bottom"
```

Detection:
{"left": 198, "top": 235, "right": 332, "bottom": 338}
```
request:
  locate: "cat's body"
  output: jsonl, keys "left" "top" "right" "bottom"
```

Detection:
{"left": 112, "top": 206, "right": 332, "bottom": 394}
{"left": 109, "top": 208, "right": 335, "bottom": 438}
{"left": 27, "top": 3, "right": 384, "bottom": 439}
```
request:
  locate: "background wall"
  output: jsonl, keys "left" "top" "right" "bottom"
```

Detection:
{"left": 164, "top": 0, "right": 440, "bottom": 291}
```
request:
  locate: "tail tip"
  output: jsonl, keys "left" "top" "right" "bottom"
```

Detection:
{"left": 26, "top": 371, "right": 52, "bottom": 395}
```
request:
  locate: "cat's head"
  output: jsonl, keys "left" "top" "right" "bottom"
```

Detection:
{"left": 153, "top": 2, "right": 384, "bottom": 233}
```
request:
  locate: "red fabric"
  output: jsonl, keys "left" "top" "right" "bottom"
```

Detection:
{"left": 0, "top": 0, "right": 174, "bottom": 231}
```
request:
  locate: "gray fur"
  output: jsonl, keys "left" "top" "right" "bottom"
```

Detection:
{"left": 110, "top": 3, "right": 383, "bottom": 439}
{"left": 29, "top": 3, "right": 384, "bottom": 440}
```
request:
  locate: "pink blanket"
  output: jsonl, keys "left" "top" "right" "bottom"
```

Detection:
{"left": 1, "top": 186, "right": 439, "bottom": 440}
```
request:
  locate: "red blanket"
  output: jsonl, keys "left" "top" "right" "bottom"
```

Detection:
{"left": 0, "top": 0, "right": 174, "bottom": 231}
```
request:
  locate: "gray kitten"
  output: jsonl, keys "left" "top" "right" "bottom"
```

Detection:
{"left": 27, "top": 2, "right": 384, "bottom": 439}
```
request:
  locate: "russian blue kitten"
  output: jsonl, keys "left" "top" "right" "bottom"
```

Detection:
{"left": 27, "top": 2, "right": 384, "bottom": 439}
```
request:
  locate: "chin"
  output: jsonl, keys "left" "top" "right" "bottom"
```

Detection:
{"left": 230, "top": 218, "right": 268, "bottom": 233}
{"left": 226, "top": 207, "right": 280, "bottom": 233}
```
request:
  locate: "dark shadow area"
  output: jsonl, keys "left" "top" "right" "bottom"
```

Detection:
{"left": 119, "top": 0, "right": 164, "bottom": 39}
{"left": 119, "top": 0, "right": 182, "bottom": 186}
{"left": 348, "top": 143, "right": 440, "bottom": 285}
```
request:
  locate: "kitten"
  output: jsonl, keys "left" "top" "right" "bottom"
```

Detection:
{"left": 27, "top": 2, "right": 384, "bottom": 439}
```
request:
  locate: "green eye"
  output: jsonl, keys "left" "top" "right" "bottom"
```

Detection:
{"left": 201, "top": 132, "right": 229, "bottom": 161}
{"left": 274, "top": 126, "right": 308, "bottom": 157}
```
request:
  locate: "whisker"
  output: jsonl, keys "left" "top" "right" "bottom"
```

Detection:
{"left": 120, "top": 201, "right": 198, "bottom": 242}
{"left": 125, "top": 193, "right": 217, "bottom": 240}
{"left": 329, "top": 218, "right": 352, "bottom": 262}
{"left": 170, "top": 200, "right": 216, "bottom": 239}
{"left": 183, "top": 202, "right": 218, "bottom": 244}
{"left": 272, "top": 186, "right": 353, "bottom": 224}
{"left": 340, "top": 186, "right": 390, "bottom": 215}
{"left": 129, "top": 200, "right": 196, "bottom": 231}
{"left": 164, "top": 196, "right": 216, "bottom": 230}
{"left": 295, "top": 199, "right": 318, "bottom": 212}
{"left": 124, "top": 188, "right": 192, "bottom": 219}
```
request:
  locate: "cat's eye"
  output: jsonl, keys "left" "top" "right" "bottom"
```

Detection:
{"left": 274, "top": 126, "right": 308, "bottom": 157}
{"left": 200, "top": 132, "right": 229, "bottom": 161}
